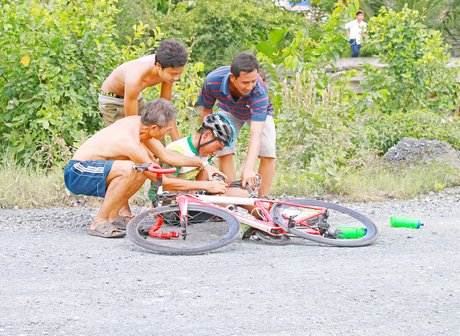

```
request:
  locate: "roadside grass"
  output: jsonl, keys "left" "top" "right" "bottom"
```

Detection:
{"left": 338, "top": 161, "right": 460, "bottom": 201}
{"left": 273, "top": 159, "right": 460, "bottom": 201}
{"left": 1, "top": 158, "right": 459, "bottom": 209}
{"left": 0, "top": 159, "right": 68, "bottom": 209}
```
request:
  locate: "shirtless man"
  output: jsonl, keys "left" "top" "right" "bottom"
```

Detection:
{"left": 99, "top": 39, "right": 188, "bottom": 140}
{"left": 64, "top": 99, "right": 223, "bottom": 238}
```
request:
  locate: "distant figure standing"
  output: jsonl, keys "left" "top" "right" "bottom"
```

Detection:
{"left": 345, "top": 10, "right": 367, "bottom": 57}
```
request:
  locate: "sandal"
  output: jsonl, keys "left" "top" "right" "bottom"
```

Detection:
{"left": 111, "top": 215, "right": 134, "bottom": 231}
{"left": 88, "top": 222, "right": 126, "bottom": 238}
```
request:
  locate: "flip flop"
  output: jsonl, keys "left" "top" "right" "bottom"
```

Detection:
{"left": 111, "top": 215, "right": 134, "bottom": 231}
{"left": 88, "top": 222, "right": 126, "bottom": 238}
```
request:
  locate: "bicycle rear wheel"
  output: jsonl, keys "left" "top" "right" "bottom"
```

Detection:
{"left": 271, "top": 199, "right": 378, "bottom": 247}
{"left": 127, "top": 204, "right": 240, "bottom": 255}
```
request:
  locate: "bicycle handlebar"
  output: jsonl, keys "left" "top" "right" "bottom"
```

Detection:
{"left": 133, "top": 163, "right": 176, "bottom": 176}
{"left": 212, "top": 173, "right": 260, "bottom": 198}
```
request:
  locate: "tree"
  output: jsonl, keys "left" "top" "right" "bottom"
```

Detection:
{"left": 363, "top": 6, "right": 459, "bottom": 115}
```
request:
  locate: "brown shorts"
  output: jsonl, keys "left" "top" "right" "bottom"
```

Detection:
{"left": 98, "top": 94, "right": 146, "bottom": 126}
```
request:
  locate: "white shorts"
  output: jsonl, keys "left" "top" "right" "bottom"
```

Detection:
{"left": 216, "top": 110, "right": 276, "bottom": 158}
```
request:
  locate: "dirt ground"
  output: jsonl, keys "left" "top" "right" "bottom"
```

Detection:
{"left": 1, "top": 188, "right": 459, "bottom": 335}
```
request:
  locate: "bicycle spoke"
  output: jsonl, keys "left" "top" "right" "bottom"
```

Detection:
{"left": 127, "top": 204, "right": 240, "bottom": 255}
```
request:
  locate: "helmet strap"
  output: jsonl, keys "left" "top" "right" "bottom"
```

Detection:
{"left": 196, "top": 131, "right": 221, "bottom": 152}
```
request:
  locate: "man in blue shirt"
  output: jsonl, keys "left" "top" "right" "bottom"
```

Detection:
{"left": 198, "top": 52, "right": 276, "bottom": 196}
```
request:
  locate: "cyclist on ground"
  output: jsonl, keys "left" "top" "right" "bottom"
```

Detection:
{"left": 99, "top": 39, "right": 187, "bottom": 140}
{"left": 159, "top": 114, "right": 258, "bottom": 216}
{"left": 64, "top": 99, "right": 224, "bottom": 239}
{"left": 198, "top": 52, "right": 276, "bottom": 197}
{"left": 161, "top": 114, "right": 234, "bottom": 193}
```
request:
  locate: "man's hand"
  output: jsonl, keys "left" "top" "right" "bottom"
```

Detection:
{"left": 203, "top": 164, "right": 227, "bottom": 182}
{"left": 241, "top": 168, "right": 258, "bottom": 189}
{"left": 204, "top": 180, "right": 226, "bottom": 194}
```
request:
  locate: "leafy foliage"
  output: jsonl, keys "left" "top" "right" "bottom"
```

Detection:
{"left": 115, "top": 0, "right": 166, "bottom": 43}
{"left": 255, "top": 0, "right": 360, "bottom": 105}
{"left": 363, "top": 6, "right": 459, "bottom": 114}
{"left": 0, "top": 0, "right": 169, "bottom": 167}
{"left": 158, "top": 0, "right": 302, "bottom": 72}
{"left": 275, "top": 70, "right": 364, "bottom": 189}
{"left": 1, "top": 0, "right": 459, "bottom": 197}
{"left": 256, "top": 1, "right": 460, "bottom": 189}
{"left": 0, "top": 0, "right": 123, "bottom": 167}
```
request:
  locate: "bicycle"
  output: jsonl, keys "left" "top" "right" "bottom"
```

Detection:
{"left": 127, "top": 163, "right": 378, "bottom": 255}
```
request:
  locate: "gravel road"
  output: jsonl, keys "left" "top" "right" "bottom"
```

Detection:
{"left": 1, "top": 188, "right": 459, "bottom": 336}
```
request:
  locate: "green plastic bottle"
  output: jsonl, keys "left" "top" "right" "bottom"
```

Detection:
{"left": 336, "top": 226, "right": 367, "bottom": 239}
{"left": 390, "top": 216, "right": 423, "bottom": 229}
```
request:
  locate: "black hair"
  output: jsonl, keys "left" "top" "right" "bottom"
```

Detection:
{"left": 155, "top": 39, "right": 189, "bottom": 69}
{"left": 230, "top": 52, "right": 259, "bottom": 78}
{"left": 356, "top": 10, "right": 364, "bottom": 16}
{"left": 141, "top": 98, "right": 177, "bottom": 126}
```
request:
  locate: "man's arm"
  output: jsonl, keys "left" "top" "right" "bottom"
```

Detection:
{"left": 160, "top": 82, "right": 180, "bottom": 141}
{"left": 124, "top": 144, "right": 164, "bottom": 182}
{"left": 124, "top": 79, "right": 144, "bottom": 117}
{"left": 144, "top": 138, "right": 226, "bottom": 179}
{"left": 241, "top": 120, "right": 265, "bottom": 187}
{"left": 163, "top": 176, "right": 226, "bottom": 194}
{"left": 200, "top": 107, "right": 213, "bottom": 123}
{"left": 198, "top": 80, "right": 216, "bottom": 122}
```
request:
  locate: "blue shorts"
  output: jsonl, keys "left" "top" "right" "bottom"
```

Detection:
{"left": 64, "top": 160, "right": 114, "bottom": 197}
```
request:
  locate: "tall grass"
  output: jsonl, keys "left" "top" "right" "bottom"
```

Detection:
{"left": 0, "top": 157, "right": 67, "bottom": 208}
{"left": 1, "top": 156, "right": 458, "bottom": 209}
{"left": 338, "top": 159, "right": 460, "bottom": 201}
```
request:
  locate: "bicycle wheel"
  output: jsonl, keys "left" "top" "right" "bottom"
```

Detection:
{"left": 271, "top": 199, "right": 378, "bottom": 247}
{"left": 127, "top": 204, "right": 240, "bottom": 255}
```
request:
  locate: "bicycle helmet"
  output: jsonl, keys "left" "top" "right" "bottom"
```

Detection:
{"left": 200, "top": 113, "right": 236, "bottom": 147}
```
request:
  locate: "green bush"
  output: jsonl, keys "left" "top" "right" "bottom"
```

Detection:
{"left": 362, "top": 110, "right": 460, "bottom": 153}
{"left": 275, "top": 69, "right": 364, "bottom": 188}
{"left": 0, "top": 0, "right": 168, "bottom": 167}
{"left": 0, "top": 0, "right": 123, "bottom": 167}
{"left": 255, "top": 0, "right": 361, "bottom": 109}
{"left": 159, "top": 0, "right": 302, "bottom": 72}
{"left": 363, "top": 5, "right": 459, "bottom": 114}
{"left": 115, "top": 0, "right": 164, "bottom": 43}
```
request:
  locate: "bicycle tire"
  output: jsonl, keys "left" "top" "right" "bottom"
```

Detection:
{"left": 271, "top": 199, "right": 378, "bottom": 247}
{"left": 127, "top": 204, "right": 240, "bottom": 255}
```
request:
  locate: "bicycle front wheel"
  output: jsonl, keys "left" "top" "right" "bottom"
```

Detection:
{"left": 271, "top": 199, "right": 378, "bottom": 247}
{"left": 127, "top": 204, "right": 240, "bottom": 255}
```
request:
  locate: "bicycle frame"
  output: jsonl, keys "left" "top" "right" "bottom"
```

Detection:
{"left": 174, "top": 193, "right": 327, "bottom": 237}
{"left": 136, "top": 163, "right": 328, "bottom": 239}
{"left": 129, "top": 164, "right": 378, "bottom": 250}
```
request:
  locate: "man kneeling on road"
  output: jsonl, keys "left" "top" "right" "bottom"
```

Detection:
{"left": 64, "top": 99, "right": 223, "bottom": 238}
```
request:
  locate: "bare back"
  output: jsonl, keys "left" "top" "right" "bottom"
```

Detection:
{"left": 72, "top": 116, "right": 152, "bottom": 163}
{"left": 101, "top": 55, "right": 162, "bottom": 97}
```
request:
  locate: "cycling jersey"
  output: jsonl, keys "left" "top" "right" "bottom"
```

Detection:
{"left": 165, "top": 136, "right": 212, "bottom": 180}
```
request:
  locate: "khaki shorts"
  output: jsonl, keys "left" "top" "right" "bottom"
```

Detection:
{"left": 216, "top": 110, "right": 276, "bottom": 158}
{"left": 99, "top": 94, "right": 146, "bottom": 126}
